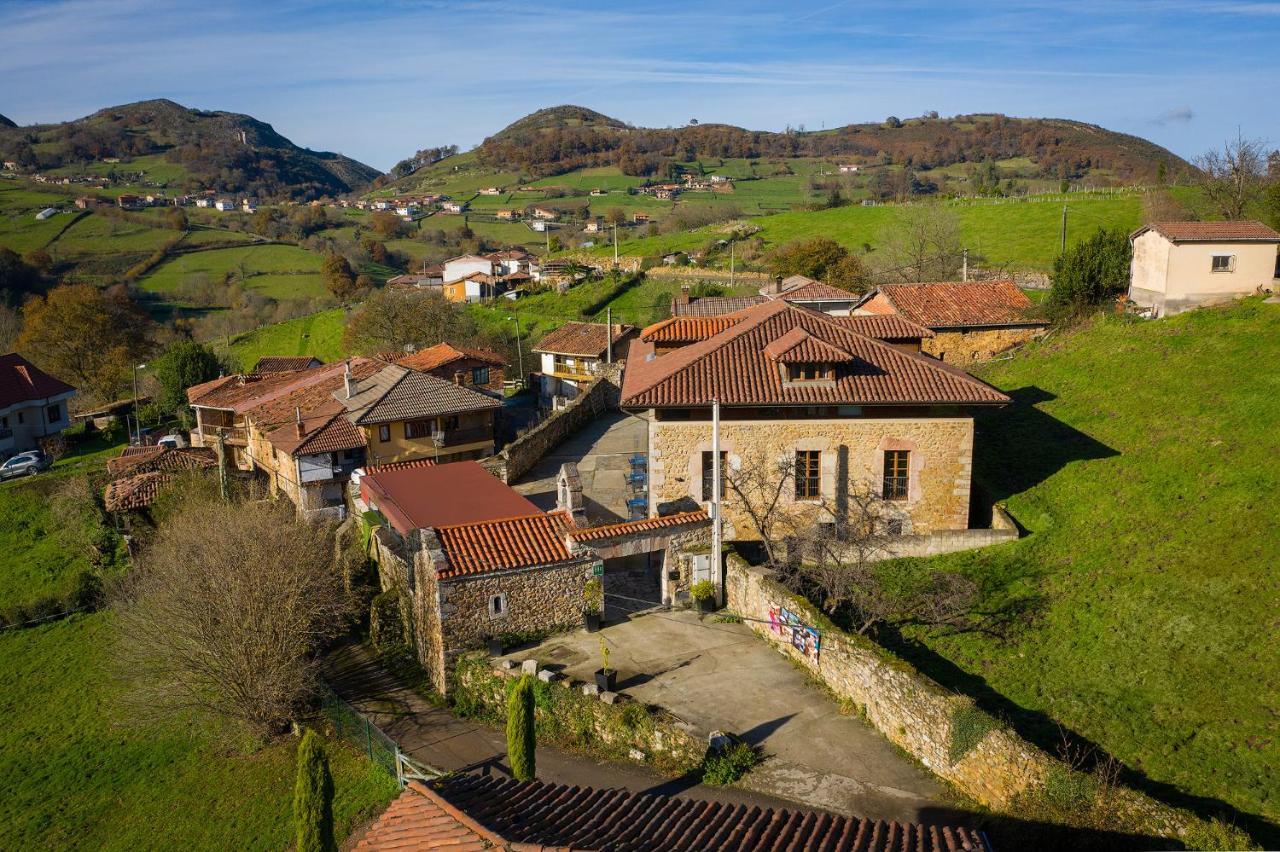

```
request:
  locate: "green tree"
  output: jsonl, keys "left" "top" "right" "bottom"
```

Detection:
{"left": 322, "top": 253, "right": 358, "bottom": 302}
{"left": 293, "top": 730, "right": 337, "bottom": 852}
{"left": 506, "top": 675, "right": 536, "bottom": 781}
{"left": 766, "top": 237, "right": 869, "bottom": 293}
{"left": 152, "top": 339, "right": 224, "bottom": 413}
{"left": 1261, "top": 181, "right": 1280, "bottom": 233}
{"left": 1048, "top": 226, "right": 1132, "bottom": 321}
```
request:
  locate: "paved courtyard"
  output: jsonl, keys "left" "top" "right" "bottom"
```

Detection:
{"left": 499, "top": 610, "right": 960, "bottom": 824}
{"left": 512, "top": 410, "right": 648, "bottom": 522}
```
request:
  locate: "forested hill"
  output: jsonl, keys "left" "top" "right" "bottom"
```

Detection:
{"left": 474, "top": 106, "right": 1189, "bottom": 184}
{"left": 0, "top": 99, "right": 381, "bottom": 199}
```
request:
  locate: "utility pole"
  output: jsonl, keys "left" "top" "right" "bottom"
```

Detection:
{"left": 1060, "top": 204, "right": 1068, "bottom": 255}
{"left": 508, "top": 315, "right": 524, "bottom": 386}
{"left": 729, "top": 239, "right": 735, "bottom": 288}
{"left": 612, "top": 222, "right": 619, "bottom": 269}
{"left": 606, "top": 307, "right": 613, "bottom": 364}
{"left": 710, "top": 398, "right": 723, "bottom": 606}
{"left": 962, "top": 248, "right": 968, "bottom": 282}
{"left": 132, "top": 363, "right": 146, "bottom": 445}
{"left": 215, "top": 433, "right": 229, "bottom": 502}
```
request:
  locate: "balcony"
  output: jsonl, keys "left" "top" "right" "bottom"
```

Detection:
{"left": 202, "top": 425, "right": 247, "bottom": 447}
{"left": 546, "top": 361, "right": 601, "bottom": 383}
{"left": 437, "top": 426, "right": 494, "bottom": 448}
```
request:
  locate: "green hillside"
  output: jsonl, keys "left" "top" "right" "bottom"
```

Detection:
{"left": 897, "top": 299, "right": 1280, "bottom": 836}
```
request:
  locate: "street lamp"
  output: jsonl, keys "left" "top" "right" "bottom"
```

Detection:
{"left": 132, "top": 363, "right": 147, "bottom": 445}
{"left": 507, "top": 316, "right": 524, "bottom": 387}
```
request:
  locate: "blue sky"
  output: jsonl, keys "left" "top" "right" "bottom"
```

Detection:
{"left": 3, "top": 0, "right": 1278, "bottom": 171}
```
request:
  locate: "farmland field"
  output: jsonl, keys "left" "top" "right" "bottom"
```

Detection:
{"left": 894, "top": 299, "right": 1280, "bottom": 837}
{"left": 138, "top": 243, "right": 328, "bottom": 303}
{"left": 225, "top": 306, "right": 348, "bottom": 369}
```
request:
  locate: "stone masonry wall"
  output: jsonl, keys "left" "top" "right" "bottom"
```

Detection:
{"left": 439, "top": 559, "right": 599, "bottom": 653}
{"left": 648, "top": 417, "right": 974, "bottom": 537}
{"left": 725, "top": 555, "right": 1226, "bottom": 845}
{"left": 923, "top": 326, "right": 1045, "bottom": 365}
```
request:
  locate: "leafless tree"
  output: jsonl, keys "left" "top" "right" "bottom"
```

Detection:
{"left": 722, "top": 449, "right": 801, "bottom": 565}
{"left": 115, "top": 495, "right": 351, "bottom": 737}
{"left": 1195, "top": 133, "right": 1269, "bottom": 220}
{"left": 876, "top": 203, "right": 964, "bottom": 283}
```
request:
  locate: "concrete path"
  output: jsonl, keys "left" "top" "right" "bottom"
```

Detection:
{"left": 500, "top": 610, "right": 962, "bottom": 824}
{"left": 511, "top": 410, "right": 648, "bottom": 522}
{"left": 324, "top": 642, "right": 807, "bottom": 813}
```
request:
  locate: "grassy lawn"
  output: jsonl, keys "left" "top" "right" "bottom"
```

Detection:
{"left": 52, "top": 212, "right": 175, "bottom": 256}
{"left": 224, "top": 307, "right": 348, "bottom": 369}
{"left": 896, "top": 299, "right": 1280, "bottom": 832}
{"left": 0, "top": 614, "right": 397, "bottom": 851}
{"left": 139, "top": 244, "right": 327, "bottom": 303}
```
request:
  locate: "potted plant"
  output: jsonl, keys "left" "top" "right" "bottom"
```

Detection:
{"left": 690, "top": 579, "right": 717, "bottom": 614}
{"left": 582, "top": 577, "right": 603, "bottom": 632}
{"left": 594, "top": 637, "right": 616, "bottom": 692}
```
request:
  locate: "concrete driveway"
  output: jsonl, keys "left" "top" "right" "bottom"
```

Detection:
{"left": 512, "top": 410, "right": 648, "bottom": 522}
{"left": 500, "top": 610, "right": 961, "bottom": 824}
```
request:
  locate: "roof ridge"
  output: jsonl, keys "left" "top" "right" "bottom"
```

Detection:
{"left": 430, "top": 510, "right": 560, "bottom": 532}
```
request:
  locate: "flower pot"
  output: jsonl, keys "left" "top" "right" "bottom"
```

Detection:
{"left": 486, "top": 637, "right": 503, "bottom": 656}
{"left": 594, "top": 668, "right": 617, "bottom": 692}
{"left": 695, "top": 596, "right": 717, "bottom": 614}
{"left": 584, "top": 611, "right": 601, "bottom": 632}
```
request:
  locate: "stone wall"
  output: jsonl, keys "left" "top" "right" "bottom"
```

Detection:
{"left": 724, "top": 555, "right": 1238, "bottom": 846}
{"left": 485, "top": 363, "right": 623, "bottom": 484}
{"left": 648, "top": 416, "right": 974, "bottom": 537}
{"left": 874, "top": 504, "right": 1019, "bottom": 559}
{"left": 922, "top": 326, "right": 1046, "bottom": 365}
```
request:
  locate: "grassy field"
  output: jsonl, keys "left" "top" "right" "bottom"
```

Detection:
{"left": 0, "top": 184, "right": 80, "bottom": 252}
{"left": 138, "top": 244, "right": 327, "bottom": 303}
{"left": 896, "top": 299, "right": 1280, "bottom": 833}
{"left": 224, "top": 307, "right": 348, "bottom": 369}
{"left": 586, "top": 192, "right": 1145, "bottom": 271}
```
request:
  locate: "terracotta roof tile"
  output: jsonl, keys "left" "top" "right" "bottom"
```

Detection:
{"left": 869, "top": 281, "right": 1043, "bottom": 329}
{"left": 533, "top": 322, "right": 635, "bottom": 357}
{"left": 363, "top": 457, "right": 436, "bottom": 474}
{"left": 396, "top": 342, "right": 507, "bottom": 373}
{"left": 344, "top": 365, "right": 501, "bottom": 425}
{"left": 0, "top": 353, "right": 75, "bottom": 408}
{"left": 251, "top": 356, "right": 321, "bottom": 374}
{"left": 433, "top": 510, "right": 580, "bottom": 578}
{"left": 639, "top": 316, "right": 741, "bottom": 344}
{"left": 672, "top": 295, "right": 767, "bottom": 317}
{"left": 777, "top": 280, "right": 861, "bottom": 302}
{"left": 621, "top": 300, "right": 1009, "bottom": 409}
{"left": 566, "top": 510, "right": 709, "bottom": 542}
{"left": 103, "top": 471, "right": 177, "bottom": 512}
{"left": 359, "top": 460, "right": 540, "bottom": 535}
{"left": 106, "top": 446, "right": 216, "bottom": 477}
{"left": 763, "top": 328, "right": 856, "bottom": 363}
{"left": 833, "top": 314, "right": 936, "bottom": 340}
{"left": 1137, "top": 220, "right": 1280, "bottom": 242}
{"left": 265, "top": 399, "right": 366, "bottom": 456}
{"left": 356, "top": 774, "right": 992, "bottom": 852}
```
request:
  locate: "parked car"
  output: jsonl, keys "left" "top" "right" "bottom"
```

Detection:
{"left": 156, "top": 433, "right": 188, "bottom": 449}
{"left": 0, "top": 451, "right": 50, "bottom": 480}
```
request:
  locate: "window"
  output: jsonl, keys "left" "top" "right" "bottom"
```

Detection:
{"left": 787, "top": 363, "right": 834, "bottom": 382}
{"left": 404, "top": 420, "right": 433, "bottom": 440}
{"left": 46, "top": 404, "right": 61, "bottom": 424}
{"left": 377, "top": 424, "right": 390, "bottom": 442}
{"left": 883, "top": 450, "right": 910, "bottom": 501}
{"left": 488, "top": 593, "right": 507, "bottom": 619}
{"left": 795, "top": 450, "right": 821, "bottom": 499}
{"left": 16, "top": 411, "right": 23, "bottom": 425}
{"left": 440, "top": 415, "right": 460, "bottom": 431}
{"left": 472, "top": 367, "right": 490, "bottom": 386}
{"left": 1211, "top": 254, "right": 1235, "bottom": 273}
{"left": 701, "top": 451, "right": 726, "bottom": 502}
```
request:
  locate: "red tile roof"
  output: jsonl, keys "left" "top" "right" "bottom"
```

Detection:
{"left": 360, "top": 460, "right": 541, "bottom": 536}
{"left": 1137, "top": 220, "right": 1280, "bottom": 243}
{"left": 621, "top": 300, "right": 1009, "bottom": 409}
{"left": 566, "top": 510, "right": 709, "bottom": 542}
{"left": 778, "top": 280, "right": 861, "bottom": 302}
{"left": 533, "top": 322, "right": 635, "bottom": 357}
{"left": 833, "top": 314, "right": 936, "bottom": 340}
{"left": 103, "top": 471, "right": 177, "bottom": 512}
{"left": 265, "top": 399, "right": 366, "bottom": 456}
{"left": 355, "top": 775, "right": 991, "bottom": 852}
{"left": 106, "top": 446, "right": 216, "bottom": 477}
{"left": 640, "top": 316, "right": 741, "bottom": 345}
{"left": 868, "top": 281, "right": 1043, "bottom": 329}
{"left": 396, "top": 342, "right": 507, "bottom": 373}
{"left": 0, "top": 353, "right": 75, "bottom": 409}
{"left": 763, "top": 327, "right": 856, "bottom": 364}
{"left": 672, "top": 295, "right": 767, "bottom": 317}
{"left": 433, "top": 510, "right": 580, "bottom": 578}
{"left": 363, "top": 457, "right": 436, "bottom": 474}
{"left": 251, "top": 356, "right": 321, "bottom": 374}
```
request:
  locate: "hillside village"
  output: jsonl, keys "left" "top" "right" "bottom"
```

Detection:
{"left": 2, "top": 89, "right": 1280, "bottom": 852}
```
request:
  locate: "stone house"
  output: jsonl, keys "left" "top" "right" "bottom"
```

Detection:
{"left": 758, "top": 275, "right": 862, "bottom": 315}
{"left": 1127, "top": 220, "right": 1280, "bottom": 317}
{"left": 639, "top": 310, "right": 933, "bottom": 357}
{"left": 620, "top": 300, "right": 1010, "bottom": 550}
{"left": 396, "top": 342, "right": 507, "bottom": 396}
{"left": 854, "top": 280, "right": 1048, "bottom": 364}
{"left": 0, "top": 353, "right": 75, "bottom": 455}
{"left": 532, "top": 322, "right": 636, "bottom": 408}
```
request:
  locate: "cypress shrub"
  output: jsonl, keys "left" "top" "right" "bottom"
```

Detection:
{"left": 506, "top": 675, "right": 536, "bottom": 781}
{"left": 293, "top": 730, "right": 337, "bottom": 852}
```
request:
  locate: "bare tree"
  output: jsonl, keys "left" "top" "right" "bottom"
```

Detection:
{"left": 876, "top": 204, "right": 964, "bottom": 282}
{"left": 722, "top": 449, "right": 801, "bottom": 565}
{"left": 115, "top": 495, "right": 350, "bottom": 737}
{"left": 1195, "top": 133, "right": 1268, "bottom": 220}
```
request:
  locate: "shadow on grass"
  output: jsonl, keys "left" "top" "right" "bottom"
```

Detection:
{"left": 973, "top": 386, "right": 1119, "bottom": 504}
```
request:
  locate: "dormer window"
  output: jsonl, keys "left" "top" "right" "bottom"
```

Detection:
{"left": 787, "top": 363, "right": 836, "bottom": 382}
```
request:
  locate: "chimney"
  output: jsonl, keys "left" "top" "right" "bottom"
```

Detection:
{"left": 294, "top": 407, "right": 303, "bottom": 438}
{"left": 454, "top": 371, "right": 464, "bottom": 385}
{"left": 344, "top": 362, "right": 354, "bottom": 399}
{"left": 772, "top": 276, "right": 784, "bottom": 295}
{"left": 675, "top": 285, "right": 691, "bottom": 306}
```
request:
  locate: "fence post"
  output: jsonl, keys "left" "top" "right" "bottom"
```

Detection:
{"left": 395, "top": 749, "right": 405, "bottom": 788}
{"left": 366, "top": 718, "right": 373, "bottom": 761}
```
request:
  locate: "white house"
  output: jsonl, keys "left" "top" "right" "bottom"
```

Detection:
{"left": 195, "top": 197, "right": 214, "bottom": 208}
{"left": 442, "top": 254, "right": 495, "bottom": 283}
{"left": 1128, "top": 221, "right": 1280, "bottom": 317}
{"left": 531, "top": 322, "right": 635, "bottom": 408}
{"left": 0, "top": 353, "right": 76, "bottom": 454}
{"left": 214, "top": 199, "right": 236, "bottom": 212}
{"left": 241, "top": 199, "right": 258, "bottom": 213}
{"left": 441, "top": 201, "right": 467, "bottom": 214}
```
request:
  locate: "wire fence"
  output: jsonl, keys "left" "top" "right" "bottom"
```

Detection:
{"left": 318, "top": 683, "right": 446, "bottom": 786}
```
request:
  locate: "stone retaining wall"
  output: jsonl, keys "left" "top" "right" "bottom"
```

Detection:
{"left": 877, "top": 504, "right": 1019, "bottom": 559}
{"left": 723, "top": 554, "right": 1243, "bottom": 847}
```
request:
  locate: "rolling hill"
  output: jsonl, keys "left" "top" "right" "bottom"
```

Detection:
{"left": 0, "top": 99, "right": 380, "bottom": 199}
{"left": 418, "top": 105, "right": 1188, "bottom": 185}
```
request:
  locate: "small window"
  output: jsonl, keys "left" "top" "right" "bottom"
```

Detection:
{"left": 795, "top": 450, "right": 821, "bottom": 499}
{"left": 377, "top": 424, "right": 390, "bottom": 442}
{"left": 17, "top": 411, "right": 24, "bottom": 425}
{"left": 701, "top": 450, "right": 726, "bottom": 502}
{"left": 883, "top": 450, "right": 910, "bottom": 501}
{"left": 404, "top": 420, "right": 433, "bottom": 440}
{"left": 1211, "top": 254, "right": 1235, "bottom": 273}
{"left": 472, "top": 367, "right": 490, "bottom": 385}
{"left": 788, "top": 363, "right": 834, "bottom": 382}
{"left": 46, "top": 404, "right": 61, "bottom": 424}
{"left": 488, "top": 593, "right": 507, "bottom": 619}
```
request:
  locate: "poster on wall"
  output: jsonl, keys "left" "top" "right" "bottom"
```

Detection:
{"left": 768, "top": 605, "right": 821, "bottom": 663}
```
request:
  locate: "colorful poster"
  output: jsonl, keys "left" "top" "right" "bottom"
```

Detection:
{"left": 767, "top": 605, "right": 821, "bottom": 663}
